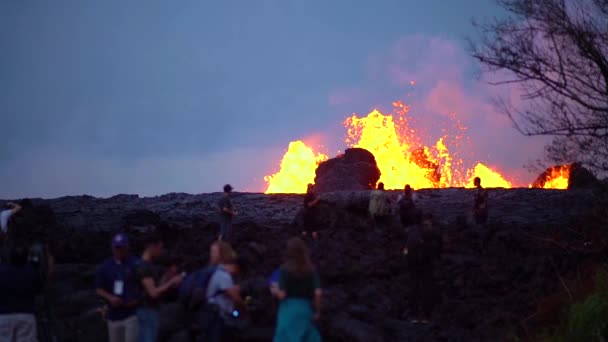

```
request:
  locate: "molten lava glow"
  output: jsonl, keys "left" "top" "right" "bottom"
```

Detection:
{"left": 263, "top": 100, "right": 563, "bottom": 193}
{"left": 465, "top": 163, "right": 512, "bottom": 188}
{"left": 264, "top": 141, "right": 328, "bottom": 194}
{"left": 535, "top": 165, "right": 570, "bottom": 189}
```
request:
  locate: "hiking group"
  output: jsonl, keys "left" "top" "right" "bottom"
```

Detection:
{"left": 0, "top": 179, "right": 489, "bottom": 342}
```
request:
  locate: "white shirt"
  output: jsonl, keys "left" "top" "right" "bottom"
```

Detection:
{"left": 0, "top": 209, "right": 14, "bottom": 234}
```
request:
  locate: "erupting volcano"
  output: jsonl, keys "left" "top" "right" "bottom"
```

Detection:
{"left": 264, "top": 100, "right": 569, "bottom": 193}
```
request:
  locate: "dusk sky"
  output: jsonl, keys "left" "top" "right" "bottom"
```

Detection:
{"left": 1, "top": 0, "right": 549, "bottom": 198}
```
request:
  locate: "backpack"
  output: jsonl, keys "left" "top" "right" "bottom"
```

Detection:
{"left": 178, "top": 266, "right": 218, "bottom": 310}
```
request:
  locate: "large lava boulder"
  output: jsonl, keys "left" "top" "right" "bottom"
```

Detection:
{"left": 568, "top": 163, "right": 602, "bottom": 189}
{"left": 314, "top": 148, "right": 381, "bottom": 193}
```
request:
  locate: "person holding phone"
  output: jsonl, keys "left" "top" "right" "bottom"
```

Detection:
{"left": 95, "top": 234, "right": 140, "bottom": 342}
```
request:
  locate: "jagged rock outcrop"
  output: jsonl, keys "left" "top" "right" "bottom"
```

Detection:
{"left": 568, "top": 163, "right": 602, "bottom": 189}
{"left": 1, "top": 188, "right": 605, "bottom": 341}
{"left": 314, "top": 148, "right": 381, "bottom": 193}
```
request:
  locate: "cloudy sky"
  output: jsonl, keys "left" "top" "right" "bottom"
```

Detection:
{"left": 0, "top": 0, "right": 548, "bottom": 198}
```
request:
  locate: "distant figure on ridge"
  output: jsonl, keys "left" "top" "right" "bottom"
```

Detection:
{"left": 369, "top": 182, "right": 390, "bottom": 229}
{"left": 397, "top": 184, "right": 421, "bottom": 228}
{"left": 472, "top": 177, "right": 488, "bottom": 226}
{"left": 404, "top": 213, "right": 442, "bottom": 325}
{"left": 302, "top": 183, "right": 321, "bottom": 240}
{"left": 273, "top": 237, "right": 322, "bottom": 342}
{"left": 218, "top": 184, "right": 237, "bottom": 241}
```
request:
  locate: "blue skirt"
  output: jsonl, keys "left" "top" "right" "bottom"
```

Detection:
{"left": 273, "top": 298, "right": 322, "bottom": 342}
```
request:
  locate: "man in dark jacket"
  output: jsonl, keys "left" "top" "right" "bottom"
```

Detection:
{"left": 95, "top": 234, "right": 140, "bottom": 342}
{"left": 404, "top": 213, "right": 442, "bottom": 324}
{"left": 0, "top": 244, "right": 43, "bottom": 342}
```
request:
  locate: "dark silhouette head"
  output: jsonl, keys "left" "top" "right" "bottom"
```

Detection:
{"left": 404, "top": 184, "right": 411, "bottom": 194}
{"left": 223, "top": 184, "right": 233, "bottom": 193}
{"left": 143, "top": 234, "right": 165, "bottom": 260}
{"left": 307, "top": 183, "right": 315, "bottom": 193}
{"left": 377, "top": 182, "right": 385, "bottom": 191}
{"left": 474, "top": 177, "right": 482, "bottom": 187}
{"left": 284, "top": 237, "right": 314, "bottom": 277}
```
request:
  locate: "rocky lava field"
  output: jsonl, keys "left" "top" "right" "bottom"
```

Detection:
{"left": 4, "top": 187, "right": 607, "bottom": 341}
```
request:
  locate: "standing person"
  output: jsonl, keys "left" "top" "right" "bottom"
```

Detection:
{"left": 472, "top": 177, "right": 488, "bottom": 226}
{"left": 218, "top": 184, "right": 237, "bottom": 241}
{"left": 404, "top": 213, "right": 442, "bottom": 325}
{"left": 202, "top": 249, "right": 247, "bottom": 342}
{"left": 369, "top": 182, "right": 390, "bottom": 229}
{"left": 273, "top": 238, "right": 322, "bottom": 342}
{"left": 136, "top": 235, "right": 184, "bottom": 342}
{"left": 95, "top": 234, "right": 140, "bottom": 342}
{"left": 302, "top": 184, "right": 321, "bottom": 240}
{"left": 0, "top": 244, "right": 44, "bottom": 342}
{"left": 397, "top": 184, "right": 420, "bottom": 228}
{"left": 472, "top": 177, "right": 490, "bottom": 252}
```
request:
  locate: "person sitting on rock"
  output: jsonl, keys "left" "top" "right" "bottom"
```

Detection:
{"left": 397, "top": 184, "right": 421, "bottom": 228}
{"left": 95, "top": 234, "right": 140, "bottom": 342}
{"left": 403, "top": 213, "right": 442, "bottom": 325}
{"left": 273, "top": 237, "right": 322, "bottom": 342}
{"left": 0, "top": 244, "right": 44, "bottom": 342}
{"left": 302, "top": 183, "right": 321, "bottom": 240}
{"left": 369, "top": 182, "right": 391, "bottom": 229}
{"left": 218, "top": 184, "right": 237, "bottom": 241}
{"left": 136, "top": 235, "right": 184, "bottom": 342}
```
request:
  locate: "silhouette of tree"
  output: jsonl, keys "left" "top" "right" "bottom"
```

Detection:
{"left": 471, "top": 0, "right": 608, "bottom": 173}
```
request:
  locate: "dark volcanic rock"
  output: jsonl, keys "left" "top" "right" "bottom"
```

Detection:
{"left": 1, "top": 188, "right": 605, "bottom": 341}
{"left": 314, "top": 148, "right": 381, "bottom": 193}
{"left": 568, "top": 163, "right": 602, "bottom": 189}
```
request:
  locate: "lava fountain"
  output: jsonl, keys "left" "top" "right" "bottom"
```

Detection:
{"left": 264, "top": 100, "right": 564, "bottom": 193}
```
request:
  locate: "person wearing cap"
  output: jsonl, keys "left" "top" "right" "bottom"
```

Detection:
{"left": 217, "top": 184, "right": 237, "bottom": 241}
{"left": 95, "top": 233, "right": 140, "bottom": 342}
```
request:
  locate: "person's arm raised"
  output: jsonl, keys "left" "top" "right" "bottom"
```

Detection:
{"left": 8, "top": 202, "right": 22, "bottom": 215}
{"left": 141, "top": 275, "right": 182, "bottom": 299}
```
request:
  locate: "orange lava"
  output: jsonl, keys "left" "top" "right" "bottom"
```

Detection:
{"left": 264, "top": 101, "right": 568, "bottom": 193}
{"left": 465, "top": 163, "right": 512, "bottom": 188}
{"left": 531, "top": 165, "right": 570, "bottom": 189}
{"left": 264, "top": 141, "right": 328, "bottom": 194}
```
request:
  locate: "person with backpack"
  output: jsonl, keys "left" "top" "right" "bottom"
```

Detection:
{"left": 176, "top": 242, "right": 243, "bottom": 341}
{"left": 136, "top": 235, "right": 184, "bottom": 342}
{"left": 201, "top": 250, "right": 247, "bottom": 342}
{"left": 273, "top": 237, "right": 322, "bottom": 342}
{"left": 404, "top": 213, "right": 442, "bottom": 325}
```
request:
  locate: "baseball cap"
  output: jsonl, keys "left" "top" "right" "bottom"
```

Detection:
{"left": 112, "top": 233, "right": 129, "bottom": 247}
